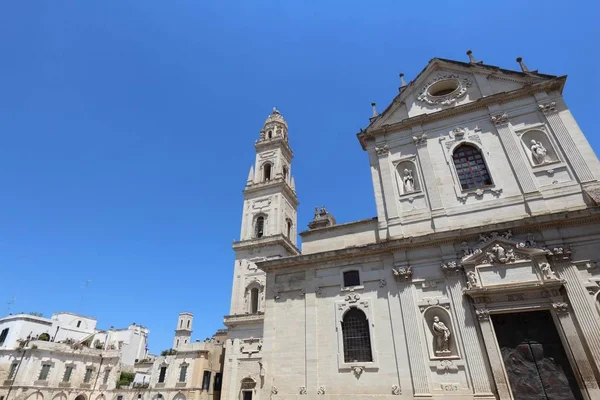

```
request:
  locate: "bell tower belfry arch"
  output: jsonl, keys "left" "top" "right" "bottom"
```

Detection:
{"left": 221, "top": 108, "right": 300, "bottom": 400}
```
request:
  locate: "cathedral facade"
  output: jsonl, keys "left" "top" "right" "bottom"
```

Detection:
{"left": 221, "top": 54, "right": 600, "bottom": 400}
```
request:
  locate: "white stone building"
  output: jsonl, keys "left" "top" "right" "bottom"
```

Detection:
{"left": 221, "top": 54, "right": 600, "bottom": 400}
{"left": 0, "top": 313, "right": 148, "bottom": 368}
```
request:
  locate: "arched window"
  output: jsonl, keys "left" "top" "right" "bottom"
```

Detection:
{"left": 343, "top": 270, "right": 360, "bottom": 287}
{"left": 267, "top": 130, "right": 272, "bottom": 139}
{"left": 282, "top": 165, "right": 288, "bottom": 180}
{"left": 255, "top": 216, "right": 265, "bottom": 238}
{"left": 452, "top": 144, "right": 492, "bottom": 190}
{"left": 186, "top": 320, "right": 190, "bottom": 328}
{"left": 250, "top": 288, "right": 259, "bottom": 314}
{"left": 341, "top": 308, "right": 373, "bottom": 363}
{"left": 77, "top": 321, "right": 81, "bottom": 328}
{"left": 263, "top": 164, "right": 272, "bottom": 181}
{"left": 286, "top": 219, "right": 292, "bottom": 238}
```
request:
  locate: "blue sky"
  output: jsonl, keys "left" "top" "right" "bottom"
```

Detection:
{"left": 0, "top": 1, "right": 598, "bottom": 353}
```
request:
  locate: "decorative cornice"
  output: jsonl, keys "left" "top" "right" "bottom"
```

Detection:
{"left": 254, "top": 136, "right": 294, "bottom": 159}
{"left": 244, "top": 178, "right": 298, "bottom": 207}
{"left": 538, "top": 101, "right": 557, "bottom": 115}
{"left": 357, "top": 77, "right": 566, "bottom": 150}
{"left": 412, "top": 133, "right": 428, "bottom": 146}
{"left": 223, "top": 313, "right": 265, "bottom": 327}
{"left": 258, "top": 208, "right": 600, "bottom": 272}
{"left": 375, "top": 144, "right": 389, "bottom": 155}
{"left": 233, "top": 234, "right": 300, "bottom": 256}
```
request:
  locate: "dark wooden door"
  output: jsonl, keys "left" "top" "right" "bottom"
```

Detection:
{"left": 492, "top": 310, "right": 583, "bottom": 400}
{"left": 242, "top": 392, "right": 252, "bottom": 400}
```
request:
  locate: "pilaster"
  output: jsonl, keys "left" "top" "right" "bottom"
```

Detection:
{"left": 376, "top": 144, "right": 399, "bottom": 220}
{"left": 551, "top": 302, "right": 600, "bottom": 397}
{"left": 539, "top": 101, "right": 595, "bottom": 183}
{"left": 553, "top": 257, "right": 600, "bottom": 378}
{"left": 394, "top": 260, "right": 431, "bottom": 397}
{"left": 474, "top": 308, "right": 512, "bottom": 400}
{"left": 443, "top": 266, "right": 495, "bottom": 397}
{"left": 412, "top": 130, "right": 443, "bottom": 211}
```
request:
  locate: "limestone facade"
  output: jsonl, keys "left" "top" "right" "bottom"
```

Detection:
{"left": 222, "top": 56, "right": 600, "bottom": 399}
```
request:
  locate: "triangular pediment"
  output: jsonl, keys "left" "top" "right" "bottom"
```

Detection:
{"left": 461, "top": 237, "right": 547, "bottom": 266}
{"left": 366, "top": 58, "right": 558, "bottom": 132}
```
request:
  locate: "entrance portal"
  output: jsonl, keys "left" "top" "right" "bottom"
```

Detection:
{"left": 492, "top": 310, "right": 582, "bottom": 400}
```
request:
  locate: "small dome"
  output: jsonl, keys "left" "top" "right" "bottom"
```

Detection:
{"left": 264, "top": 107, "right": 288, "bottom": 129}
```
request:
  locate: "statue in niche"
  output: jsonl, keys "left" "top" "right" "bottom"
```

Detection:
{"left": 530, "top": 140, "right": 548, "bottom": 164}
{"left": 432, "top": 316, "right": 451, "bottom": 354}
{"left": 403, "top": 169, "right": 415, "bottom": 193}
{"left": 466, "top": 270, "right": 478, "bottom": 289}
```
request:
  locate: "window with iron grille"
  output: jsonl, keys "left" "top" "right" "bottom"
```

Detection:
{"left": 8, "top": 362, "right": 18, "bottom": 379}
{"left": 343, "top": 270, "right": 360, "bottom": 288}
{"left": 452, "top": 144, "right": 492, "bottom": 190}
{"left": 341, "top": 308, "right": 373, "bottom": 363}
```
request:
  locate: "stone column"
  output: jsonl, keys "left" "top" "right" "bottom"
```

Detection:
{"left": 539, "top": 101, "right": 595, "bottom": 183}
{"left": 552, "top": 302, "right": 600, "bottom": 397}
{"left": 413, "top": 132, "right": 443, "bottom": 210}
{"left": 553, "top": 254, "right": 600, "bottom": 376}
{"left": 443, "top": 264, "right": 495, "bottom": 396}
{"left": 490, "top": 112, "right": 537, "bottom": 194}
{"left": 474, "top": 308, "right": 512, "bottom": 400}
{"left": 305, "top": 286, "right": 318, "bottom": 394}
{"left": 394, "top": 264, "right": 431, "bottom": 397}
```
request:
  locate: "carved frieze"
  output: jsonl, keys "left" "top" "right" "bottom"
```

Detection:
{"left": 441, "top": 261, "right": 463, "bottom": 275}
{"left": 437, "top": 360, "right": 459, "bottom": 373}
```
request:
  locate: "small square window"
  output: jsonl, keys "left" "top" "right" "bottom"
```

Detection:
{"left": 343, "top": 270, "right": 360, "bottom": 287}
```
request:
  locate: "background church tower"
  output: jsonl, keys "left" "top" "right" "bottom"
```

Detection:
{"left": 221, "top": 108, "right": 300, "bottom": 400}
{"left": 173, "top": 312, "right": 192, "bottom": 349}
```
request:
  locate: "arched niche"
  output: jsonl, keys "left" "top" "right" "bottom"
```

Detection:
{"left": 396, "top": 160, "right": 420, "bottom": 195}
{"left": 172, "top": 393, "right": 186, "bottom": 400}
{"left": 422, "top": 306, "right": 459, "bottom": 359}
{"left": 26, "top": 392, "right": 44, "bottom": 400}
{"left": 52, "top": 393, "right": 67, "bottom": 400}
{"left": 521, "top": 129, "right": 558, "bottom": 166}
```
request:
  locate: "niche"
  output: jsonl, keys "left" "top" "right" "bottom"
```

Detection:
{"left": 521, "top": 130, "right": 558, "bottom": 166}
{"left": 423, "top": 306, "right": 459, "bottom": 359}
{"left": 396, "top": 160, "right": 420, "bottom": 195}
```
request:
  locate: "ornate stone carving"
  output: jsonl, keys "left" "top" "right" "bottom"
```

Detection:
{"left": 466, "top": 270, "right": 478, "bottom": 289}
{"left": 538, "top": 101, "right": 557, "bottom": 114}
{"left": 540, "top": 263, "right": 557, "bottom": 280}
{"left": 317, "top": 386, "right": 326, "bottom": 395}
{"left": 375, "top": 144, "right": 389, "bottom": 155}
{"left": 417, "top": 74, "right": 472, "bottom": 105}
{"left": 351, "top": 366, "right": 364, "bottom": 378}
{"left": 457, "top": 186, "right": 502, "bottom": 202}
{"left": 391, "top": 385, "right": 400, "bottom": 395}
{"left": 271, "top": 387, "right": 278, "bottom": 395}
{"left": 552, "top": 302, "right": 569, "bottom": 314}
{"left": 299, "top": 386, "right": 307, "bottom": 395}
{"left": 441, "top": 261, "right": 463, "bottom": 275}
{"left": 490, "top": 112, "right": 509, "bottom": 125}
{"left": 461, "top": 241, "right": 472, "bottom": 257}
{"left": 484, "top": 244, "right": 517, "bottom": 264}
{"left": 451, "top": 126, "right": 466, "bottom": 138}
{"left": 274, "top": 291, "right": 281, "bottom": 300}
{"left": 315, "top": 286, "right": 322, "bottom": 296}
{"left": 432, "top": 316, "right": 452, "bottom": 355}
{"left": 379, "top": 278, "right": 387, "bottom": 287}
{"left": 392, "top": 266, "right": 413, "bottom": 281}
{"left": 437, "top": 360, "right": 459, "bottom": 373}
{"left": 412, "top": 133, "right": 428, "bottom": 146}
{"left": 530, "top": 140, "right": 549, "bottom": 164}
{"left": 345, "top": 293, "right": 360, "bottom": 303}
{"left": 475, "top": 308, "right": 490, "bottom": 320}
{"left": 547, "top": 246, "right": 572, "bottom": 261}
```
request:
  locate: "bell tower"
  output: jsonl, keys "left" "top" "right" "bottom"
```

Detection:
{"left": 221, "top": 108, "right": 300, "bottom": 400}
{"left": 173, "top": 312, "right": 192, "bottom": 349}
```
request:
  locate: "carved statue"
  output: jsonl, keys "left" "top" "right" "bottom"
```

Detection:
{"left": 432, "top": 316, "right": 451, "bottom": 354}
{"left": 540, "top": 263, "right": 557, "bottom": 280}
{"left": 502, "top": 229, "right": 513, "bottom": 240}
{"left": 461, "top": 241, "right": 471, "bottom": 257}
{"left": 530, "top": 140, "right": 548, "bottom": 164}
{"left": 466, "top": 271, "right": 478, "bottom": 289}
{"left": 314, "top": 206, "right": 319, "bottom": 219}
{"left": 486, "top": 244, "right": 516, "bottom": 264}
{"left": 525, "top": 233, "right": 537, "bottom": 247}
{"left": 403, "top": 169, "right": 415, "bottom": 193}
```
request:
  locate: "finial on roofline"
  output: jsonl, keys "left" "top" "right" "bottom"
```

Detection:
{"left": 466, "top": 49, "right": 477, "bottom": 64}
{"left": 516, "top": 57, "right": 530, "bottom": 72}
{"left": 399, "top": 73, "right": 407, "bottom": 87}
{"left": 371, "top": 102, "right": 378, "bottom": 118}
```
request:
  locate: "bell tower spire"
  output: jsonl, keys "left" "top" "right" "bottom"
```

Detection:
{"left": 222, "top": 107, "right": 300, "bottom": 397}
